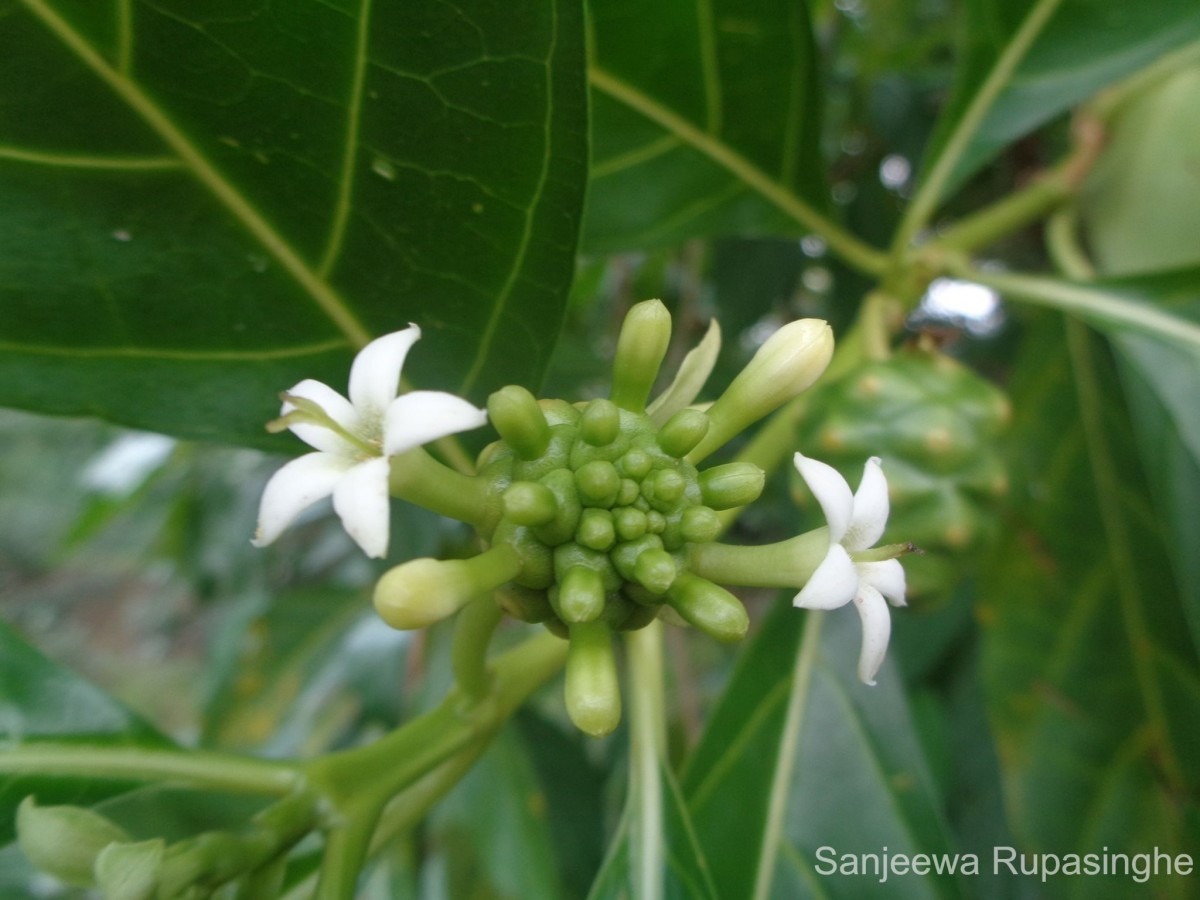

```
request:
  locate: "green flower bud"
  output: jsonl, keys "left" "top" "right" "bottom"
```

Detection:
{"left": 665, "top": 573, "right": 749, "bottom": 643}
{"left": 580, "top": 398, "right": 621, "bottom": 446}
{"left": 576, "top": 508, "right": 616, "bottom": 551}
{"left": 657, "top": 408, "right": 710, "bottom": 458}
{"left": 95, "top": 839, "right": 165, "bottom": 900}
{"left": 575, "top": 459, "right": 621, "bottom": 507}
{"left": 17, "top": 797, "right": 130, "bottom": 887}
{"left": 492, "top": 521, "right": 555, "bottom": 589}
{"left": 617, "top": 477, "right": 640, "bottom": 506}
{"left": 613, "top": 506, "right": 648, "bottom": 541}
{"left": 488, "top": 385, "right": 551, "bottom": 460}
{"left": 646, "top": 510, "right": 666, "bottom": 533}
{"left": 633, "top": 547, "right": 677, "bottom": 595}
{"left": 611, "top": 534, "right": 664, "bottom": 582}
{"left": 690, "top": 319, "right": 833, "bottom": 462}
{"left": 374, "top": 544, "right": 521, "bottom": 629}
{"left": 679, "top": 505, "right": 721, "bottom": 543}
{"left": 611, "top": 299, "right": 672, "bottom": 412}
{"left": 617, "top": 448, "right": 653, "bottom": 479}
{"left": 502, "top": 481, "right": 558, "bottom": 526}
{"left": 565, "top": 620, "right": 621, "bottom": 736}
{"left": 644, "top": 468, "right": 686, "bottom": 509}
{"left": 555, "top": 566, "right": 606, "bottom": 623}
{"left": 534, "top": 469, "right": 582, "bottom": 545}
{"left": 699, "top": 462, "right": 765, "bottom": 510}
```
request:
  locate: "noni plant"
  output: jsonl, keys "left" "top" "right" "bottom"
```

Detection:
{"left": 2, "top": 1, "right": 1199, "bottom": 899}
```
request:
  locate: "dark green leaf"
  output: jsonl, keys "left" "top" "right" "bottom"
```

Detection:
{"left": 682, "top": 600, "right": 965, "bottom": 900}
{"left": 0, "top": 620, "right": 174, "bottom": 845}
{"left": 979, "top": 319, "right": 1200, "bottom": 893}
{"left": 0, "top": 0, "right": 588, "bottom": 446}
{"left": 584, "top": 0, "right": 825, "bottom": 252}
{"left": 923, "top": 0, "right": 1200, "bottom": 197}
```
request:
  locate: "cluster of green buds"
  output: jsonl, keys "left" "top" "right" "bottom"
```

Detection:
{"left": 16, "top": 793, "right": 318, "bottom": 899}
{"left": 252, "top": 301, "right": 913, "bottom": 735}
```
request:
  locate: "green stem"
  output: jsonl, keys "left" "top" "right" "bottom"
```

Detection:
{"left": 688, "top": 531, "right": 829, "bottom": 589}
{"left": 750, "top": 610, "right": 824, "bottom": 900}
{"left": 388, "top": 446, "right": 497, "bottom": 529}
{"left": 940, "top": 258, "right": 1200, "bottom": 352}
{"left": 891, "top": 0, "right": 1064, "bottom": 256}
{"left": 588, "top": 67, "right": 888, "bottom": 278}
{"left": 451, "top": 595, "right": 503, "bottom": 701}
{"left": 0, "top": 746, "right": 300, "bottom": 796}
{"left": 1045, "top": 208, "right": 1095, "bottom": 279}
{"left": 934, "top": 168, "right": 1075, "bottom": 254}
{"left": 625, "top": 620, "right": 667, "bottom": 900}
{"left": 304, "top": 631, "right": 567, "bottom": 810}
{"left": 312, "top": 806, "right": 381, "bottom": 900}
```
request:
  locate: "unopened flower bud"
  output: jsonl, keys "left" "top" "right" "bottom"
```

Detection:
{"left": 699, "top": 462, "right": 765, "bottom": 510}
{"left": 611, "top": 299, "right": 672, "bottom": 412}
{"left": 679, "top": 505, "right": 721, "bottom": 543}
{"left": 95, "top": 839, "right": 165, "bottom": 900}
{"left": 575, "top": 460, "right": 621, "bottom": 507}
{"left": 488, "top": 385, "right": 550, "bottom": 460}
{"left": 580, "top": 398, "right": 621, "bottom": 446}
{"left": 656, "top": 408, "right": 710, "bottom": 458}
{"left": 503, "top": 481, "right": 558, "bottom": 526}
{"left": 576, "top": 508, "right": 616, "bottom": 551}
{"left": 555, "top": 566, "right": 607, "bottom": 623}
{"left": 17, "top": 797, "right": 130, "bottom": 888}
{"left": 665, "top": 573, "right": 749, "bottom": 643}
{"left": 633, "top": 547, "right": 677, "bottom": 595}
{"left": 565, "top": 620, "right": 622, "bottom": 736}
{"left": 613, "top": 506, "right": 648, "bottom": 541}
{"left": 374, "top": 545, "right": 521, "bottom": 629}
{"left": 689, "top": 319, "right": 833, "bottom": 462}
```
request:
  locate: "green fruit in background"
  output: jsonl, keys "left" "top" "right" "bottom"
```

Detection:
{"left": 796, "top": 347, "right": 1011, "bottom": 600}
{"left": 1080, "top": 65, "right": 1200, "bottom": 276}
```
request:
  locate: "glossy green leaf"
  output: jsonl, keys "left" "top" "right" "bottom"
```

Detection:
{"left": 0, "top": 0, "right": 588, "bottom": 447}
{"left": 0, "top": 620, "right": 174, "bottom": 846}
{"left": 682, "top": 600, "right": 965, "bottom": 900}
{"left": 584, "top": 0, "right": 826, "bottom": 252}
{"left": 921, "top": 0, "right": 1200, "bottom": 198}
{"left": 978, "top": 320, "right": 1200, "bottom": 892}
{"left": 965, "top": 266, "right": 1200, "bottom": 650}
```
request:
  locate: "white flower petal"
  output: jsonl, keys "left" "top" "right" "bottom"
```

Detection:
{"left": 332, "top": 456, "right": 392, "bottom": 558}
{"left": 252, "top": 452, "right": 355, "bottom": 547}
{"left": 793, "top": 452, "right": 854, "bottom": 542}
{"left": 348, "top": 326, "right": 422, "bottom": 424}
{"left": 843, "top": 456, "right": 889, "bottom": 551}
{"left": 647, "top": 319, "right": 721, "bottom": 426}
{"left": 793, "top": 543, "right": 859, "bottom": 610}
{"left": 859, "top": 558, "right": 906, "bottom": 607}
{"left": 383, "top": 390, "right": 488, "bottom": 456}
{"left": 853, "top": 584, "right": 892, "bottom": 685}
{"left": 283, "top": 379, "right": 361, "bottom": 454}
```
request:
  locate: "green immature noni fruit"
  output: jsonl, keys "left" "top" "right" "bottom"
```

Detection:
{"left": 373, "top": 301, "right": 836, "bottom": 736}
{"left": 796, "top": 347, "right": 1011, "bottom": 599}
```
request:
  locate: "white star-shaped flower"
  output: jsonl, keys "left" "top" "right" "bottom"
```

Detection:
{"left": 793, "top": 453, "right": 907, "bottom": 684}
{"left": 252, "top": 325, "right": 487, "bottom": 558}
